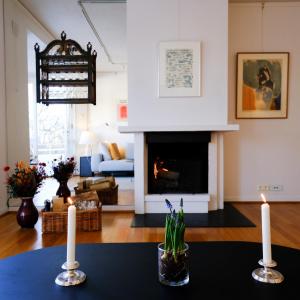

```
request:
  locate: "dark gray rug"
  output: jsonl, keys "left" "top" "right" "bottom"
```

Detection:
{"left": 131, "top": 203, "right": 255, "bottom": 228}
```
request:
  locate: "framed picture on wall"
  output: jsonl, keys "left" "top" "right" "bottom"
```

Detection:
{"left": 236, "top": 52, "right": 289, "bottom": 119}
{"left": 159, "top": 41, "right": 201, "bottom": 97}
{"left": 117, "top": 100, "right": 128, "bottom": 121}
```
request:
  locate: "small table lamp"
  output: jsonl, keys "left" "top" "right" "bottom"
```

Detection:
{"left": 79, "top": 130, "right": 95, "bottom": 156}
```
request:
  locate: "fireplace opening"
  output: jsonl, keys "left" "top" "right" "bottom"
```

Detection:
{"left": 147, "top": 132, "right": 210, "bottom": 194}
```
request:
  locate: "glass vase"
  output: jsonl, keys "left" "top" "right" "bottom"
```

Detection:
{"left": 158, "top": 242, "right": 189, "bottom": 286}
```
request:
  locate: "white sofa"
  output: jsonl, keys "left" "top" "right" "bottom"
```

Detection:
{"left": 91, "top": 142, "right": 134, "bottom": 176}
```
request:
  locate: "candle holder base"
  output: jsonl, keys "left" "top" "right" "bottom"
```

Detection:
{"left": 252, "top": 259, "right": 284, "bottom": 284}
{"left": 55, "top": 261, "right": 86, "bottom": 286}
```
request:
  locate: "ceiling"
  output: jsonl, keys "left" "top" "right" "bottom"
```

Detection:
{"left": 19, "top": 0, "right": 300, "bottom": 72}
{"left": 19, "top": 0, "right": 127, "bottom": 72}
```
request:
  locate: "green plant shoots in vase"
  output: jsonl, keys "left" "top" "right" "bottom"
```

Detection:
{"left": 163, "top": 198, "right": 185, "bottom": 262}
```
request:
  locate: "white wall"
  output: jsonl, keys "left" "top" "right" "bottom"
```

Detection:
{"left": 4, "top": 0, "right": 52, "bottom": 166}
{"left": 225, "top": 2, "right": 300, "bottom": 201}
{"left": 127, "top": 0, "right": 228, "bottom": 127}
{"left": 0, "top": 0, "right": 8, "bottom": 214}
{"left": 88, "top": 72, "right": 133, "bottom": 151}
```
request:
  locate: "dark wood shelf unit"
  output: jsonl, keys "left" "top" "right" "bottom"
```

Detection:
{"left": 41, "top": 65, "right": 89, "bottom": 72}
{"left": 41, "top": 80, "right": 89, "bottom": 86}
{"left": 35, "top": 31, "right": 97, "bottom": 105}
{"left": 36, "top": 98, "right": 91, "bottom": 104}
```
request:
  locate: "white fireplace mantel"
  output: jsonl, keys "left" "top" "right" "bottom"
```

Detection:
{"left": 119, "top": 124, "right": 239, "bottom": 133}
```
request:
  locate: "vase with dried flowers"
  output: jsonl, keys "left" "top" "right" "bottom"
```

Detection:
{"left": 3, "top": 161, "right": 47, "bottom": 228}
{"left": 52, "top": 157, "right": 76, "bottom": 202}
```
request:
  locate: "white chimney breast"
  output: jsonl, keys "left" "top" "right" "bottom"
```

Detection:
{"left": 125, "top": 0, "right": 239, "bottom": 214}
{"left": 127, "top": 0, "right": 229, "bottom": 127}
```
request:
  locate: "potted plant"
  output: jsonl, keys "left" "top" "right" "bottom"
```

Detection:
{"left": 158, "top": 198, "right": 189, "bottom": 286}
{"left": 4, "top": 161, "right": 47, "bottom": 228}
{"left": 52, "top": 157, "right": 76, "bottom": 202}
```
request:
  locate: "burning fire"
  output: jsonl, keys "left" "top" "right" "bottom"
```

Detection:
{"left": 154, "top": 160, "right": 168, "bottom": 179}
{"left": 67, "top": 197, "right": 74, "bottom": 205}
{"left": 261, "top": 193, "right": 267, "bottom": 203}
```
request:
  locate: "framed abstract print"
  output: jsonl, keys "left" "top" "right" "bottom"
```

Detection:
{"left": 236, "top": 52, "right": 289, "bottom": 119}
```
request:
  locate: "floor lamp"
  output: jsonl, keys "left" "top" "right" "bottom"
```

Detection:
{"left": 79, "top": 130, "right": 95, "bottom": 156}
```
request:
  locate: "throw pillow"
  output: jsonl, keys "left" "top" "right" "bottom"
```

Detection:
{"left": 118, "top": 146, "right": 126, "bottom": 159}
{"left": 109, "top": 143, "right": 121, "bottom": 160}
{"left": 99, "top": 142, "right": 112, "bottom": 161}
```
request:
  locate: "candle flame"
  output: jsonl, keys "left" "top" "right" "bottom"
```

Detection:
{"left": 261, "top": 193, "right": 267, "bottom": 203}
{"left": 67, "top": 197, "right": 73, "bottom": 205}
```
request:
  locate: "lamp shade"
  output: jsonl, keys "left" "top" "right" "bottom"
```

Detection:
{"left": 79, "top": 131, "right": 95, "bottom": 145}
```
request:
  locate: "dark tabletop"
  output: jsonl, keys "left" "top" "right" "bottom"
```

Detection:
{"left": 0, "top": 241, "right": 299, "bottom": 300}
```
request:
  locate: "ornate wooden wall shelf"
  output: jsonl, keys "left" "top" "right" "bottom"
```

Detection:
{"left": 35, "top": 31, "right": 97, "bottom": 105}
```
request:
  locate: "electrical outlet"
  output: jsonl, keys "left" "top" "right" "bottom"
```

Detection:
{"left": 257, "top": 185, "right": 269, "bottom": 191}
{"left": 269, "top": 184, "right": 283, "bottom": 192}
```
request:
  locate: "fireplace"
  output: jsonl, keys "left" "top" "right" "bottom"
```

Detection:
{"left": 120, "top": 124, "right": 239, "bottom": 213}
{"left": 147, "top": 132, "right": 210, "bottom": 194}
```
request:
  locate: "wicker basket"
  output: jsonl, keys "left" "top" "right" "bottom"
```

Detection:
{"left": 41, "top": 207, "right": 102, "bottom": 233}
{"left": 74, "top": 184, "right": 118, "bottom": 205}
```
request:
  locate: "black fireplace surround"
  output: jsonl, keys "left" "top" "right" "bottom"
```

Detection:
{"left": 147, "top": 132, "right": 210, "bottom": 194}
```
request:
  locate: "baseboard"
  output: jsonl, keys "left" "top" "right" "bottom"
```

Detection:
{"left": 0, "top": 207, "right": 8, "bottom": 216}
{"left": 8, "top": 207, "right": 19, "bottom": 212}
{"left": 225, "top": 195, "right": 300, "bottom": 202}
{"left": 102, "top": 205, "right": 134, "bottom": 212}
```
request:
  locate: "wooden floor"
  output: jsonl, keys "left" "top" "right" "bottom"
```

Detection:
{"left": 0, "top": 202, "right": 300, "bottom": 259}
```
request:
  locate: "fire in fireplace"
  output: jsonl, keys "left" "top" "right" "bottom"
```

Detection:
{"left": 147, "top": 132, "right": 210, "bottom": 194}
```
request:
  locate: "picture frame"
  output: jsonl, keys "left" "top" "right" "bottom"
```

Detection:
{"left": 159, "top": 41, "right": 201, "bottom": 97}
{"left": 117, "top": 100, "right": 128, "bottom": 122}
{"left": 236, "top": 52, "right": 289, "bottom": 119}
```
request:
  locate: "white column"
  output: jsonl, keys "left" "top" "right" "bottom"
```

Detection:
{"left": 208, "top": 132, "right": 218, "bottom": 211}
{"left": 134, "top": 132, "right": 146, "bottom": 214}
{"left": 217, "top": 133, "right": 224, "bottom": 209}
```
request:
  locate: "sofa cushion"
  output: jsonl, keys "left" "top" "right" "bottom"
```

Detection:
{"left": 91, "top": 154, "right": 104, "bottom": 173}
{"left": 125, "top": 143, "right": 134, "bottom": 160}
{"left": 99, "top": 142, "right": 112, "bottom": 161}
{"left": 99, "top": 159, "right": 134, "bottom": 172}
{"left": 118, "top": 146, "right": 126, "bottom": 159}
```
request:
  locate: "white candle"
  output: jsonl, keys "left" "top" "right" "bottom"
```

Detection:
{"left": 261, "top": 194, "right": 272, "bottom": 265}
{"left": 67, "top": 198, "right": 76, "bottom": 268}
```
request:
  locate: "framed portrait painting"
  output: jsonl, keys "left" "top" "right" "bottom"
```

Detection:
{"left": 159, "top": 41, "right": 201, "bottom": 97}
{"left": 236, "top": 52, "right": 289, "bottom": 119}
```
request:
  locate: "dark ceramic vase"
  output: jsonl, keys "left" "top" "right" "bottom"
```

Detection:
{"left": 56, "top": 179, "right": 71, "bottom": 203}
{"left": 17, "top": 197, "right": 39, "bottom": 228}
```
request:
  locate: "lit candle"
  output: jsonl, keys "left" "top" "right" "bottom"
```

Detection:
{"left": 67, "top": 198, "right": 76, "bottom": 268}
{"left": 261, "top": 193, "right": 272, "bottom": 265}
